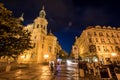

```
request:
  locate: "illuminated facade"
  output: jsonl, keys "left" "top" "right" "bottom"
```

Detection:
{"left": 17, "top": 6, "right": 62, "bottom": 64}
{"left": 74, "top": 25, "right": 120, "bottom": 64}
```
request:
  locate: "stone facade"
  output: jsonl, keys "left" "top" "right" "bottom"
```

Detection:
{"left": 17, "top": 6, "right": 62, "bottom": 64}
{"left": 73, "top": 25, "right": 120, "bottom": 64}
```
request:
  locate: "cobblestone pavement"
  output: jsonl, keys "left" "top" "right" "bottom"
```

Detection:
{"left": 0, "top": 64, "right": 54, "bottom": 80}
{"left": 0, "top": 64, "right": 117, "bottom": 80}
{"left": 54, "top": 64, "right": 102, "bottom": 80}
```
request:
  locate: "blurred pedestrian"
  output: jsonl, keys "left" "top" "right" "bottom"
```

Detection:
{"left": 91, "top": 62, "right": 96, "bottom": 76}
{"left": 86, "top": 62, "right": 92, "bottom": 74}
{"left": 50, "top": 61, "right": 54, "bottom": 72}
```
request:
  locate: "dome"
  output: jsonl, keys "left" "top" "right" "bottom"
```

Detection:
{"left": 107, "top": 26, "right": 112, "bottom": 29}
{"left": 103, "top": 26, "right": 106, "bottom": 29}
{"left": 113, "top": 27, "right": 116, "bottom": 29}
{"left": 95, "top": 25, "right": 101, "bottom": 29}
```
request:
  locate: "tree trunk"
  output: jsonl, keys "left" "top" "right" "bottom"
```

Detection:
{"left": 5, "top": 58, "right": 11, "bottom": 72}
{"left": 5, "top": 64, "right": 11, "bottom": 72}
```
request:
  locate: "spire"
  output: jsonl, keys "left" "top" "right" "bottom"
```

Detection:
{"left": 48, "top": 29, "right": 54, "bottom": 36}
{"left": 39, "top": 5, "right": 46, "bottom": 18}
{"left": 42, "top": 5, "right": 44, "bottom": 10}
{"left": 19, "top": 13, "right": 24, "bottom": 22}
{"left": 75, "top": 36, "right": 77, "bottom": 40}
{"left": 49, "top": 29, "right": 52, "bottom": 33}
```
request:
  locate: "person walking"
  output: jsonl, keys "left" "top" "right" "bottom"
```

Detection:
{"left": 86, "top": 62, "right": 92, "bottom": 74}
{"left": 91, "top": 62, "right": 96, "bottom": 77}
{"left": 50, "top": 62, "right": 54, "bottom": 72}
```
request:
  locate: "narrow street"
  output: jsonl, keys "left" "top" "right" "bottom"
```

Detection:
{"left": 0, "top": 63, "right": 80, "bottom": 80}
{"left": 0, "top": 63, "right": 115, "bottom": 80}
{"left": 55, "top": 63, "right": 79, "bottom": 80}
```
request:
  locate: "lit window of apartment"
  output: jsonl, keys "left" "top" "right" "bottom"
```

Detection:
{"left": 97, "top": 46, "right": 101, "bottom": 51}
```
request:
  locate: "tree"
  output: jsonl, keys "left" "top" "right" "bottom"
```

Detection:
{"left": 0, "top": 3, "right": 33, "bottom": 61}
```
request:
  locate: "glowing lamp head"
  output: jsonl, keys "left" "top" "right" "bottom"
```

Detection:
{"left": 21, "top": 55, "right": 25, "bottom": 59}
{"left": 111, "top": 53, "right": 117, "bottom": 57}
{"left": 44, "top": 54, "right": 49, "bottom": 59}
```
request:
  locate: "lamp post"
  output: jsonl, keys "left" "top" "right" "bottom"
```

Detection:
{"left": 72, "top": 45, "right": 79, "bottom": 80}
{"left": 111, "top": 53, "right": 117, "bottom": 64}
{"left": 44, "top": 54, "right": 49, "bottom": 63}
{"left": 21, "top": 55, "right": 25, "bottom": 63}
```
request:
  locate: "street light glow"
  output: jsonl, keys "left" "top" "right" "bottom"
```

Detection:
{"left": 21, "top": 55, "right": 25, "bottom": 59}
{"left": 44, "top": 54, "right": 49, "bottom": 59}
{"left": 111, "top": 53, "right": 117, "bottom": 57}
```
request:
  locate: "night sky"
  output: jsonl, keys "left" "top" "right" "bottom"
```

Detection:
{"left": 1, "top": 0, "right": 120, "bottom": 53}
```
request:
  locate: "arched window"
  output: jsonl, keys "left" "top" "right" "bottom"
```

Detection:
{"left": 37, "top": 24, "right": 39, "bottom": 28}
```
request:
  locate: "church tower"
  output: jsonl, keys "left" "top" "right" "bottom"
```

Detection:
{"left": 32, "top": 6, "right": 48, "bottom": 63}
{"left": 17, "top": 6, "right": 62, "bottom": 64}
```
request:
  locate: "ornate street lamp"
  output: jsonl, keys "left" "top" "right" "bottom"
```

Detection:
{"left": 44, "top": 54, "right": 49, "bottom": 63}
{"left": 111, "top": 53, "right": 117, "bottom": 63}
